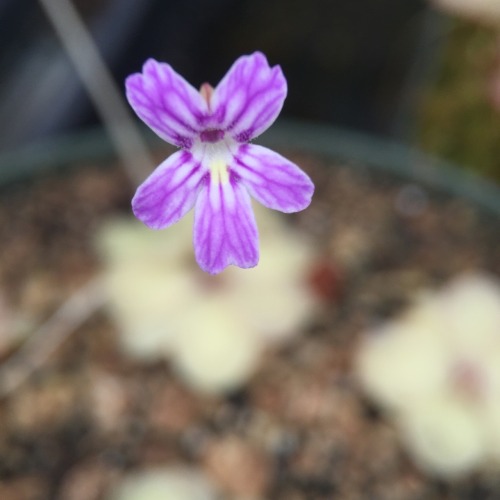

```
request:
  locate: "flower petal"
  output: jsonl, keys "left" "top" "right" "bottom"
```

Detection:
{"left": 233, "top": 144, "right": 314, "bottom": 212}
{"left": 210, "top": 52, "right": 287, "bottom": 142}
{"left": 194, "top": 178, "right": 259, "bottom": 274}
{"left": 132, "top": 150, "right": 204, "bottom": 229}
{"left": 125, "top": 59, "right": 208, "bottom": 148}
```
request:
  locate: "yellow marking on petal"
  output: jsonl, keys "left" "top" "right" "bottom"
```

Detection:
{"left": 210, "top": 158, "right": 229, "bottom": 184}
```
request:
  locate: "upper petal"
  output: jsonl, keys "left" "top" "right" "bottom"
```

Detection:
{"left": 194, "top": 177, "right": 259, "bottom": 274}
{"left": 132, "top": 150, "right": 205, "bottom": 229}
{"left": 210, "top": 52, "right": 287, "bottom": 142}
{"left": 125, "top": 59, "right": 208, "bottom": 148}
{"left": 232, "top": 144, "right": 314, "bottom": 213}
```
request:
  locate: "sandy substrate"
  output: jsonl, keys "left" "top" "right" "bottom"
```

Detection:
{"left": 0, "top": 149, "right": 498, "bottom": 499}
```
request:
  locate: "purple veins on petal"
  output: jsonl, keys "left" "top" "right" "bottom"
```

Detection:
{"left": 233, "top": 144, "right": 314, "bottom": 213}
{"left": 194, "top": 177, "right": 259, "bottom": 274}
{"left": 125, "top": 59, "right": 209, "bottom": 148}
{"left": 132, "top": 150, "right": 205, "bottom": 230}
{"left": 210, "top": 52, "right": 287, "bottom": 142}
{"left": 125, "top": 52, "right": 315, "bottom": 273}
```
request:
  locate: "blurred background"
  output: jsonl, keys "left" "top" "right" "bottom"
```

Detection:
{"left": 0, "top": 1, "right": 499, "bottom": 499}
{"left": 2, "top": 0, "right": 500, "bottom": 180}
{"left": 3, "top": 0, "right": 500, "bottom": 182}
{"left": 0, "top": 0, "right": 442, "bottom": 154}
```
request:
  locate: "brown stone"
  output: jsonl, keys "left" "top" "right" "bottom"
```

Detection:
{"left": 202, "top": 435, "right": 272, "bottom": 497}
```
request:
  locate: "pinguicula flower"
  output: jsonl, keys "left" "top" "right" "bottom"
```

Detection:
{"left": 125, "top": 52, "right": 314, "bottom": 274}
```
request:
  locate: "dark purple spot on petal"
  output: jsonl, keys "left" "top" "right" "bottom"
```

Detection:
{"left": 200, "top": 129, "right": 225, "bottom": 143}
{"left": 175, "top": 136, "right": 193, "bottom": 149}
{"left": 234, "top": 130, "right": 253, "bottom": 143}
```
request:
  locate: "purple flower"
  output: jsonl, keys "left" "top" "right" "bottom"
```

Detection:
{"left": 125, "top": 52, "right": 314, "bottom": 274}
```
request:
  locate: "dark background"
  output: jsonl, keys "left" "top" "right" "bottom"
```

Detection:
{"left": 0, "top": 0, "right": 439, "bottom": 151}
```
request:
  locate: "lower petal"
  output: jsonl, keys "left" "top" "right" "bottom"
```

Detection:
{"left": 233, "top": 144, "right": 314, "bottom": 213}
{"left": 132, "top": 150, "right": 204, "bottom": 229}
{"left": 194, "top": 179, "right": 259, "bottom": 274}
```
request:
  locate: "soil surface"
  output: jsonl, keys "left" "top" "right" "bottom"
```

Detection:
{"left": 0, "top": 148, "right": 498, "bottom": 499}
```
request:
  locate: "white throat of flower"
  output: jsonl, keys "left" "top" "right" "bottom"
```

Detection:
{"left": 195, "top": 82, "right": 235, "bottom": 185}
{"left": 192, "top": 137, "right": 236, "bottom": 185}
